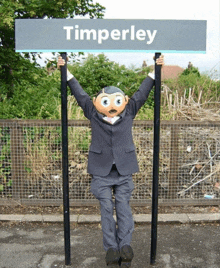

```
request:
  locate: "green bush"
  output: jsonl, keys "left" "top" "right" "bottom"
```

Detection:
{"left": 180, "top": 66, "right": 201, "bottom": 77}
{"left": 68, "top": 53, "right": 154, "bottom": 108}
{"left": 0, "top": 69, "right": 61, "bottom": 119}
{"left": 164, "top": 70, "right": 220, "bottom": 104}
{"left": 1, "top": 53, "right": 219, "bottom": 120}
{"left": 0, "top": 53, "right": 155, "bottom": 120}
{"left": 68, "top": 54, "right": 151, "bottom": 94}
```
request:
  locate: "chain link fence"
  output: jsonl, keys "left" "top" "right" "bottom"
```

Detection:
{"left": 1, "top": 119, "right": 220, "bottom": 206}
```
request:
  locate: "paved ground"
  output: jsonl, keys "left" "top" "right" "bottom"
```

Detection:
{"left": 0, "top": 214, "right": 220, "bottom": 268}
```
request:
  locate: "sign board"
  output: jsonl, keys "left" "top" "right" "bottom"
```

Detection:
{"left": 15, "top": 19, "right": 206, "bottom": 53}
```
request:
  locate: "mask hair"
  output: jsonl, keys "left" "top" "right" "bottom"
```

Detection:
{"left": 96, "top": 86, "right": 125, "bottom": 97}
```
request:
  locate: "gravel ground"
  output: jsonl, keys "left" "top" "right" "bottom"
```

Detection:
{"left": 0, "top": 204, "right": 220, "bottom": 215}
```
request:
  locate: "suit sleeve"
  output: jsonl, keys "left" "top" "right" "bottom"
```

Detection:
{"left": 67, "top": 77, "right": 94, "bottom": 120}
{"left": 127, "top": 76, "right": 155, "bottom": 118}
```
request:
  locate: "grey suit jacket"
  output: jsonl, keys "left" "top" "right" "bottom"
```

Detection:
{"left": 68, "top": 76, "right": 154, "bottom": 176}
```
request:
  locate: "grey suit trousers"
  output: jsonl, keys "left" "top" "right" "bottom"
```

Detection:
{"left": 90, "top": 164, "right": 135, "bottom": 252}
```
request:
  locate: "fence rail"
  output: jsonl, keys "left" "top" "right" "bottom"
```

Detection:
{"left": 1, "top": 119, "right": 220, "bottom": 206}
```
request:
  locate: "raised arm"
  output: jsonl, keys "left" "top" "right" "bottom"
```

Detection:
{"left": 57, "top": 56, "right": 94, "bottom": 120}
{"left": 127, "top": 55, "right": 164, "bottom": 118}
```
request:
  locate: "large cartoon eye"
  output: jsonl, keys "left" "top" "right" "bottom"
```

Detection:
{"left": 101, "top": 97, "right": 110, "bottom": 107}
{"left": 114, "top": 96, "right": 123, "bottom": 107}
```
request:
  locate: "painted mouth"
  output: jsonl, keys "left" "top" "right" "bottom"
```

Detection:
{"left": 109, "top": 109, "right": 117, "bottom": 114}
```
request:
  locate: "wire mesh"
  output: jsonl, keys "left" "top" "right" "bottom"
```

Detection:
{"left": 0, "top": 120, "right": 220, "bottom": 206}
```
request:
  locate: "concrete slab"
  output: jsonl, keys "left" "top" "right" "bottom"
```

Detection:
{"left": 158, "top": 213, "right": 189, "bottom": 223}
{"left": 187, "top": 213, "right": 220, "bottom": 222}
{"left": 1, "top": 213, "right": 220, "bottom": 224}
{"left": 0, "top": 214, "right": 24, "bottom": 221}
{"left": 133, "top": 214, "right": 151, "bottom": 223}
{"left": 78, "top": 215, "right": 101, "bottom": 223}
{"left": 42, "top": 215, "right": 64, "bottom": 222}
{"left": 22, "top": 214, "right": 43, "bottom": 222}
{"left": 1, "top": 222, "right": 220, "bottom": 267}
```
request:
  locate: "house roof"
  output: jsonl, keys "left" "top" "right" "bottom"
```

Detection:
{"left": 149, "top": 65, "right": 185, "bottom": 80}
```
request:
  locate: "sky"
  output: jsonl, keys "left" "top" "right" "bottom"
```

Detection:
{"left": 94, "top": 0, "right": 220, "bottom": 77}
{"left": 40, "top": 0, "right": 220, "bottom": 78}
{"left": 96, "top": 0, "right": 220, "bottom": 76}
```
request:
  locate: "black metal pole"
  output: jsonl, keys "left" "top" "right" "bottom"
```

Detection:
{"left": 150, "top": 52, "right": 162, "bottom": 265}
{"left": 60, "top": 52, "right": 71, "bottom": 266}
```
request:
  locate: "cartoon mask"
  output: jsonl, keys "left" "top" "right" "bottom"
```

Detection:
{"left": 93, "top": 86, "right": 129, "bottom": 118}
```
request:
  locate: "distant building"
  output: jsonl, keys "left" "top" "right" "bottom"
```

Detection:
{"left": 149, "top": 65, "right": 185, "bottom": 80}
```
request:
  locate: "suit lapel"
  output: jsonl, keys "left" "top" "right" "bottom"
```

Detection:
{"left": 113, "top": 109, "right": 126, "bottom": 125}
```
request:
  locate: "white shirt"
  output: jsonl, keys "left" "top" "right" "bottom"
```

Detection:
{"left": 103, "top": 116, "right": 120, "bottom": 125}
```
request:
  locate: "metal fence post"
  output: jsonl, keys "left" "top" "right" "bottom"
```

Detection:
{"left": 169, "top": 125, "right": 179, "bottom": 199}
{"left": 11, "top": 122, "right": 25, "bottom": 200}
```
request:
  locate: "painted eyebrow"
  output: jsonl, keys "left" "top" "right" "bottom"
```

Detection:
{"left": 101, "top": 94, "right": 123, "bottom": 98}
{"left": 101, "top": 95, "right": 109, "bottom": 98}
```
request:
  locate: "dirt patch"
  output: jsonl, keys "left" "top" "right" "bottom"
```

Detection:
{"left": 0, "top": 204, "right": 219, "bottom": 215}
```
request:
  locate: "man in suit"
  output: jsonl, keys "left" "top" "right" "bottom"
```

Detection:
{"left": 58, "top": 55, "right": 164, "bottom": 267}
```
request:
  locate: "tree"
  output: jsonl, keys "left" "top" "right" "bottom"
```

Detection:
{"left": 0, "top": 0, "right": 105, "bottom": 99}
{"left": 68, "top": 54, "right": 152, "bottom": 99}
{"left": 181, "top": 66, "right": 201, "bottom": 77}
{"left": 0, "top": 54, "right": 154, "bottom": 119}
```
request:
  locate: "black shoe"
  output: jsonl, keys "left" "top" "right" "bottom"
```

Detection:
{"left": 119, "top": 245, "right": 134, "bottom": 267}
{"left": 105, "top": 248, "right": 121, "bottom": 267}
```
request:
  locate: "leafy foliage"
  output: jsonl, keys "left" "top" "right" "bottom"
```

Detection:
{"left": 0, "top": 0, "right": 106, "bottom": 99}
{"left": 180, "top": 66, "right": 201, "bottom": 77}
{"left": 164, "top": 66, "right": 220, "bottom": 103}
{"left": 68, "top": 53, "right": 154, "bottom": 106}
{"left": 1, "top": 51, "right": 219, "bottom": 120}
{"left": 0, "top": 67, "right": 62, "bottom": 119}
{"left": 0, "top": 53, "right": 154, "bottom": 119}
